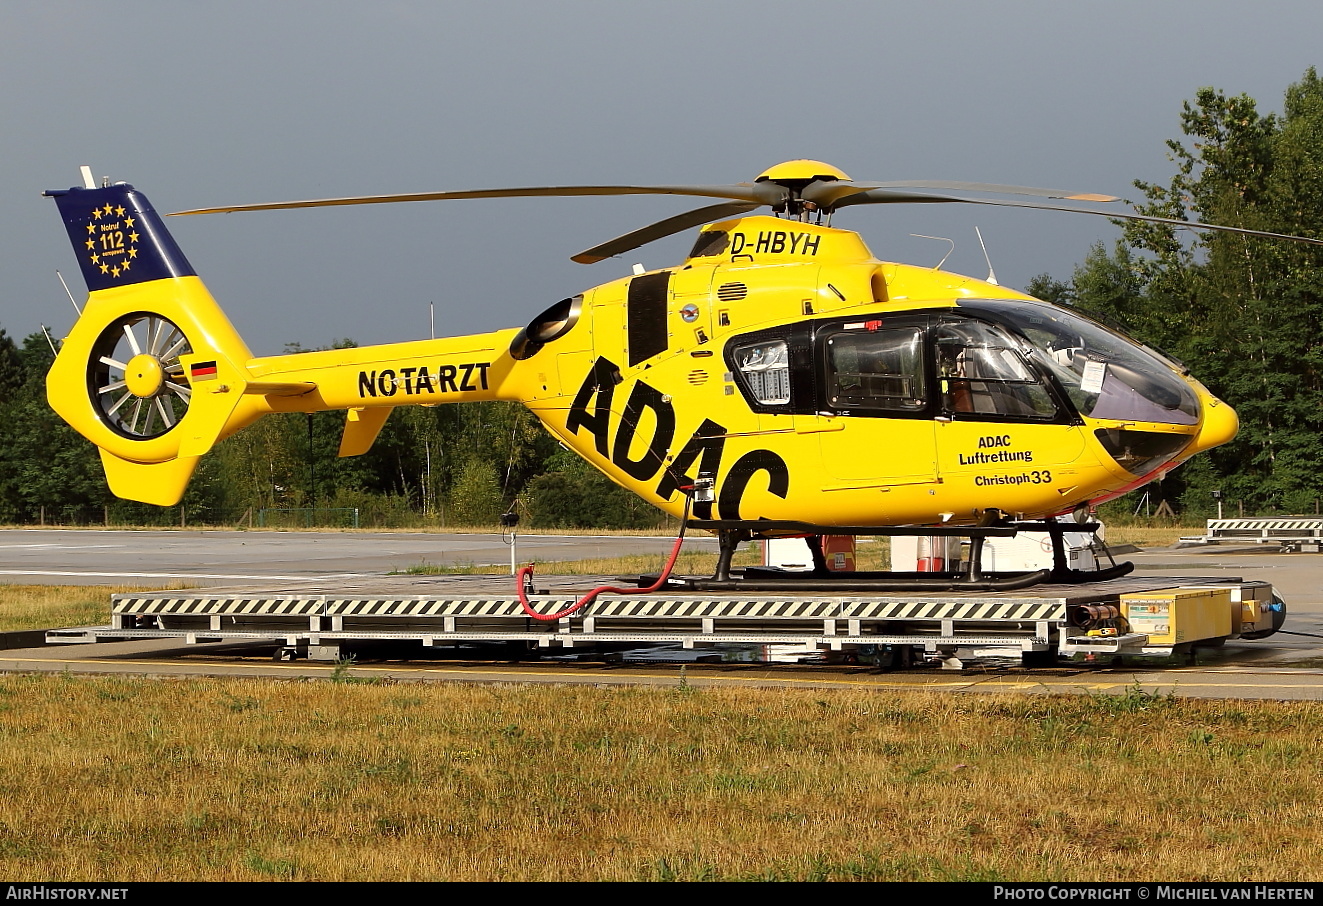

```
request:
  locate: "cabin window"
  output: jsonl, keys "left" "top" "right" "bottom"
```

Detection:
{"left": 824, "top": 328, "right": 926, "bottom": 412}
{"left": 934, "top": 321, "right": 1056, "bottom": 419}
{"left": 732, "top": 339, "right": 791, "bottom": 405}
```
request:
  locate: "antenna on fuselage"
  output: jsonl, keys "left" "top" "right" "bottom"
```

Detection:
{"left": 55, "top": 270, "right": 81, "bottom": 316}
{"left": 910, "top": 234, "right": 954, "bottom": 271}
{"left": 975, "top": 226, "right": 999, "bottom": 286}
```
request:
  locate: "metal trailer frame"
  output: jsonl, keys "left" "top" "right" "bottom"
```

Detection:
{"left": 45, "top": 574, "right": 1275, "bottom": 666}
{"left": 1194, "top": 516, "right": 1323, "bottom": 552}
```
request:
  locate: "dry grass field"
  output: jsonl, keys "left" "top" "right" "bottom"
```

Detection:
{"left": 0, "top": 674, "right": 1318, "bottom": 881}
{"left": 0, "top": 525, "right": 1269, "bottom": 882}
{"left": 1102, "top": 524, "right": 1198, "bottom": 548}
{"left": 0, "top": 585, "right": 152, "bottom": 633}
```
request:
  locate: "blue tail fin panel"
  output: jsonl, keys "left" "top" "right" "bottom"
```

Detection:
{"left": 45, "top": 184, "right": 195, "bottom": 292}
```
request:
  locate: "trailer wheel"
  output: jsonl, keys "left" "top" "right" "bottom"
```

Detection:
{"left": 1021, "top": 649, "right": 1058, "bottom": 668}
{"left": 869, "top": 644, "right": 914, "bottom": 672}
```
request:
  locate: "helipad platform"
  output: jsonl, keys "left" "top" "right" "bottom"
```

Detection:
{"left": 44, "top": 572, "right": 1277, "bottom": 664}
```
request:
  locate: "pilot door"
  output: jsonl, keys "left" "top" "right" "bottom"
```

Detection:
{"left": 929, "top": 314, "right": 1084, "bottom": 505}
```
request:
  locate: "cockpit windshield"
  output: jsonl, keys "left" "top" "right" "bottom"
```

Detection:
{"left": 964, "top": 300, "right": 1199, "bottom": 426}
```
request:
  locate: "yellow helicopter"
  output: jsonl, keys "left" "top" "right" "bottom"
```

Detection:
{"left": 44, "top": 160, "right": 1322, "bottom": 590}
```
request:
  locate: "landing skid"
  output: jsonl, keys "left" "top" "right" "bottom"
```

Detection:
{"left": 648, "top": 517, "right": 1133, "bottom": 593}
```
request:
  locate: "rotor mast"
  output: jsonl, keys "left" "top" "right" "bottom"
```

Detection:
{"left": 754, "top": 159, "right": 853, "bottom": 223}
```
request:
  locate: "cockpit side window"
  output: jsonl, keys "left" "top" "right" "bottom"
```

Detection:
{"left": 934, "top": 321, "right": 1057, "bottom": 420}
{"left": 726, "top": 324, "right": 814, "bottom": 414}
{"left": 733, "top": 339, "right": 792, "bottom": 405}
{"left": 823, "top": 328, "right": 927, "bottom": 413}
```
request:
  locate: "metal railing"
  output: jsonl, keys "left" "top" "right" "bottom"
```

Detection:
{"left": 256, "top": 507, "right": 361, "bottom": 529}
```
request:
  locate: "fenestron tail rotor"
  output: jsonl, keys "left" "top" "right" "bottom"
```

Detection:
{"left": 89, "top": 313, "right": 193, "bottom": 440}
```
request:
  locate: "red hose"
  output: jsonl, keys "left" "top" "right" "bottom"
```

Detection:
{"left": 517, "top": 502, "right": 691, "bottom": 622}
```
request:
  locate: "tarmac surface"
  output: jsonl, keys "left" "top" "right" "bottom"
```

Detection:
{"left": 0, "top": 528, "right": 1320, "bottom": 699}
{"left": 0, "top": 527, "right": 717, "bottom": 585}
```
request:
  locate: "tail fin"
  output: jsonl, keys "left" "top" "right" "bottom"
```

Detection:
{"left": 45, "top": 181, "right": 265, "bottom": 505}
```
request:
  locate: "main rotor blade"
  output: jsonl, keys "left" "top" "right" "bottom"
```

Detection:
{"left": 830, "top": 188, "right": 1323, "bottom": 246}
{"left": 802, "top": 180, "right": 1118, "bottom": 208}
{"left": 876, "top": 181, "right": 1117, "bottom": 202}
{"left": 171, "top": 183, "right": 787, "bottom": 216}
{"left": 571, "top": 201, "right": 761, "bottom": 264}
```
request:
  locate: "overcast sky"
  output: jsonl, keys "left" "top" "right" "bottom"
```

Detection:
{"left": 3, "top": 0, "right": 1321, "bottom": 354}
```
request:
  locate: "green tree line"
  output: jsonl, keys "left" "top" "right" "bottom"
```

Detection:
{"left": 1029, "top": 68, "right": 1323, "bottom": 519}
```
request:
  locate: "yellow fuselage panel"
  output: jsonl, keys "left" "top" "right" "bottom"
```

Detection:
{"left": 530, "top": 350, "right": 1171, "bottom": 526}
{"left": 693, "top": 215, "right": 871, "bottom": 268}
{"left": 507, "top": 233, "right": 1217, "bottom": 525}
{"left": 880, "top": 262, "right": 1036, "bottom": 305}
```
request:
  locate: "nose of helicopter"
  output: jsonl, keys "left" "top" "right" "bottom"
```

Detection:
{"left": 1186, "top": 393, "right": 1239, "bottom": 456}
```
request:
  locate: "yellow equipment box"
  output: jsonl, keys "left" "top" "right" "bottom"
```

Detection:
{"left": 1122, "top": 588, "right": 1233, "bottom": 647}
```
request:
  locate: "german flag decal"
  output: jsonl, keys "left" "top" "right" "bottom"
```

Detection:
{"left": 190, "top": 361, "right": 218, "bottom": 381}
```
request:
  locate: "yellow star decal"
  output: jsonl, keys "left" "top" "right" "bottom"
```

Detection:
{"left": 85, "top": 239, "right": 95, "bottom": 251}
{"left": 121, "top": 260, "right": 131, "bottom": 272}
{"left": 127, "top": 248, "right": 137, "bottom": 259}
{"left": 92, "top": 207, "right": 103, "bottom": 220}
{"left": 111, "top": 266, "right": 120, "bottom": 277}
{"left": 86, "top": 223, "right": 96, "bottom": 234}
{"left": 102, "top": 204, "right": 114, "bottom": 217}
{"left": 129, "top": 232, "right": 140, "bottom": 244}
{"left": 123, "top": 215, "right": 135, "bottom": 228}
{"left": 91, "top": 253, "right": 100, "bottom": 264}
{"left": 99, "top": 263, "right": 109, "bottom": 274}
{"left": 115, "top": 205, "right": 125, "bottom": 217}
